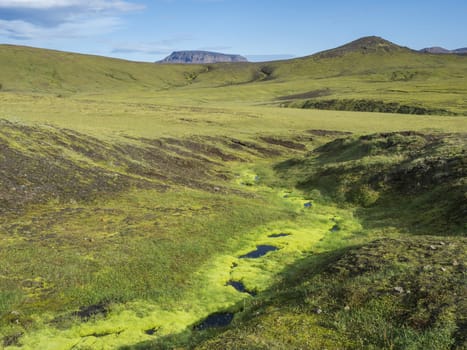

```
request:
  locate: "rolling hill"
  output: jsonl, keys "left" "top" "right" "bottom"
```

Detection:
{"left": 1, "top": 37, "right": 467, "bottom": 115}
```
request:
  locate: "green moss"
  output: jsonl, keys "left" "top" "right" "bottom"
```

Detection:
{"left": 189, "top": 237, "right": 466, "bottom": 350}
{"left": 348, "top": 185, "right": 380, "bottom": 207}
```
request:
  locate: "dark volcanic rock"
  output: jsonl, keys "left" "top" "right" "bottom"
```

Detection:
{"left": 158, "top": 50, "right": 248, "bottom": 64}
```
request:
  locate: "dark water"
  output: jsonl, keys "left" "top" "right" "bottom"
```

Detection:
{"left": 145, "top": 328, "right": 158, "bottom": 335}
{"left": 239, "top": 245, "right": 279, "bottom": 259}
{"left": 268, "top": 233, "right": 291, "bottom": 238}
{"left": 226, "top": 280, "right": 256, "bottom": 296}
{"left": 193, "top": 312, "right": 234, "bottom": 330}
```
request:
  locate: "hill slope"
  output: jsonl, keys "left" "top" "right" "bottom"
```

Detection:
{"left": 121, "top": 131, "right": 467, "bottom": 350}
{"left": 194, "top": 132, "right": 466, "bottom": 350}
{"left": 1, "top": 37, "right": 467, "bottom": 114}
{"left": 0, "top": 44, "right": 204, "bottom": 93}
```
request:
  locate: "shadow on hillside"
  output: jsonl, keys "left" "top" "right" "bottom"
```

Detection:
{"left": 354, "top": 190, "right": 467, "bottom": 237}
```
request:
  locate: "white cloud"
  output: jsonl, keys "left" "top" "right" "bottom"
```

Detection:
{"left": 0, "top": 0, "right": 143, "bottom": 40}
{"left": 0, "top": 16, "right": 121, "bottom": 40}
{"left": 0, "top": 0, "right": 143, "bottom": 11}
{"left": 0, "top": 1, "right": 85, "bottom": 8}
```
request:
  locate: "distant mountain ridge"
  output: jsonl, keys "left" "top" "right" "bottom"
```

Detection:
{"left": 158, "top": 50, "right": 248, "bottom": 64}
{"left": 420, "top": 46, "right": 467, "bottom": 54}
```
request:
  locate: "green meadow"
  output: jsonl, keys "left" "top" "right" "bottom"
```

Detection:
{"left": 0, "top": 37, "right": 466, "bottom": 349}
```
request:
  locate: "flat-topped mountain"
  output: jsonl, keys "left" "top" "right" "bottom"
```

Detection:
{"left": 420, "top": 46, "right": 467, "bottom": 54}
{"left": 158, "top": 50, "right": 248, "bottom": 64}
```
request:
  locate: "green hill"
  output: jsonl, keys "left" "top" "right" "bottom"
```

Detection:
{"left": 1, "top": 36, "right": 467, "bottom": 114}
{"left": 0, "top": 44, "right": 203, "bottom": 93}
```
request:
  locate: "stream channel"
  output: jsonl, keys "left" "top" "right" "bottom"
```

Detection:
{"left": 8, "top": 171, "right": 343, "bottom": 350}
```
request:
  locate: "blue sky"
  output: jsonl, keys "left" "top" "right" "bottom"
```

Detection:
{"left": 0, "top": 0, "right": 466, "bottom": 62}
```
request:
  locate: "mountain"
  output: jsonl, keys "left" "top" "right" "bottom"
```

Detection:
{"left": 420, "top": 46, "right": 451, "bottom": 54}
{"left": 158, "top": 50, "right": 248, "bottom": 64}
{"left": 313, "top": 36, "right": 411, "bottom": 58}
{"left": 420, "top": 46, "right": 467, "bottom": 54}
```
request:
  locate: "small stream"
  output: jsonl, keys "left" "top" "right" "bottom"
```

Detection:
{"left": 331, "top": 224, "right": 340, "bottom": 232}
{"left": 193, "top": 180, "right": 325, "bottom": 332}
{"left": 12, "top": 170, "right": 345, "bottom": 347}
{"left": 239, "top": 245, "right": 279, "bottom": 259}
{"left": 226, "top": 280, "right": 256, "bottom": 296}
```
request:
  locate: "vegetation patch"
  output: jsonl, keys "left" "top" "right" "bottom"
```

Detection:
{"left": 275, "top": 131, "right": 467, "bottom": 234}
{"left": 285, "top": 98, "right": 457, "bottom": 115}
{"left": 390, "top": 70, "right": 419, "bottom": 81}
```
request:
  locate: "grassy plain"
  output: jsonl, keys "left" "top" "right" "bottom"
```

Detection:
{"left": 0, "top": 37, "right": 466, "bottom": 349}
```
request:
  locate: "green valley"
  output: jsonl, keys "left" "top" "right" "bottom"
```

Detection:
{"left": 0, "top": 36, "right": 465, "bottom": 350}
